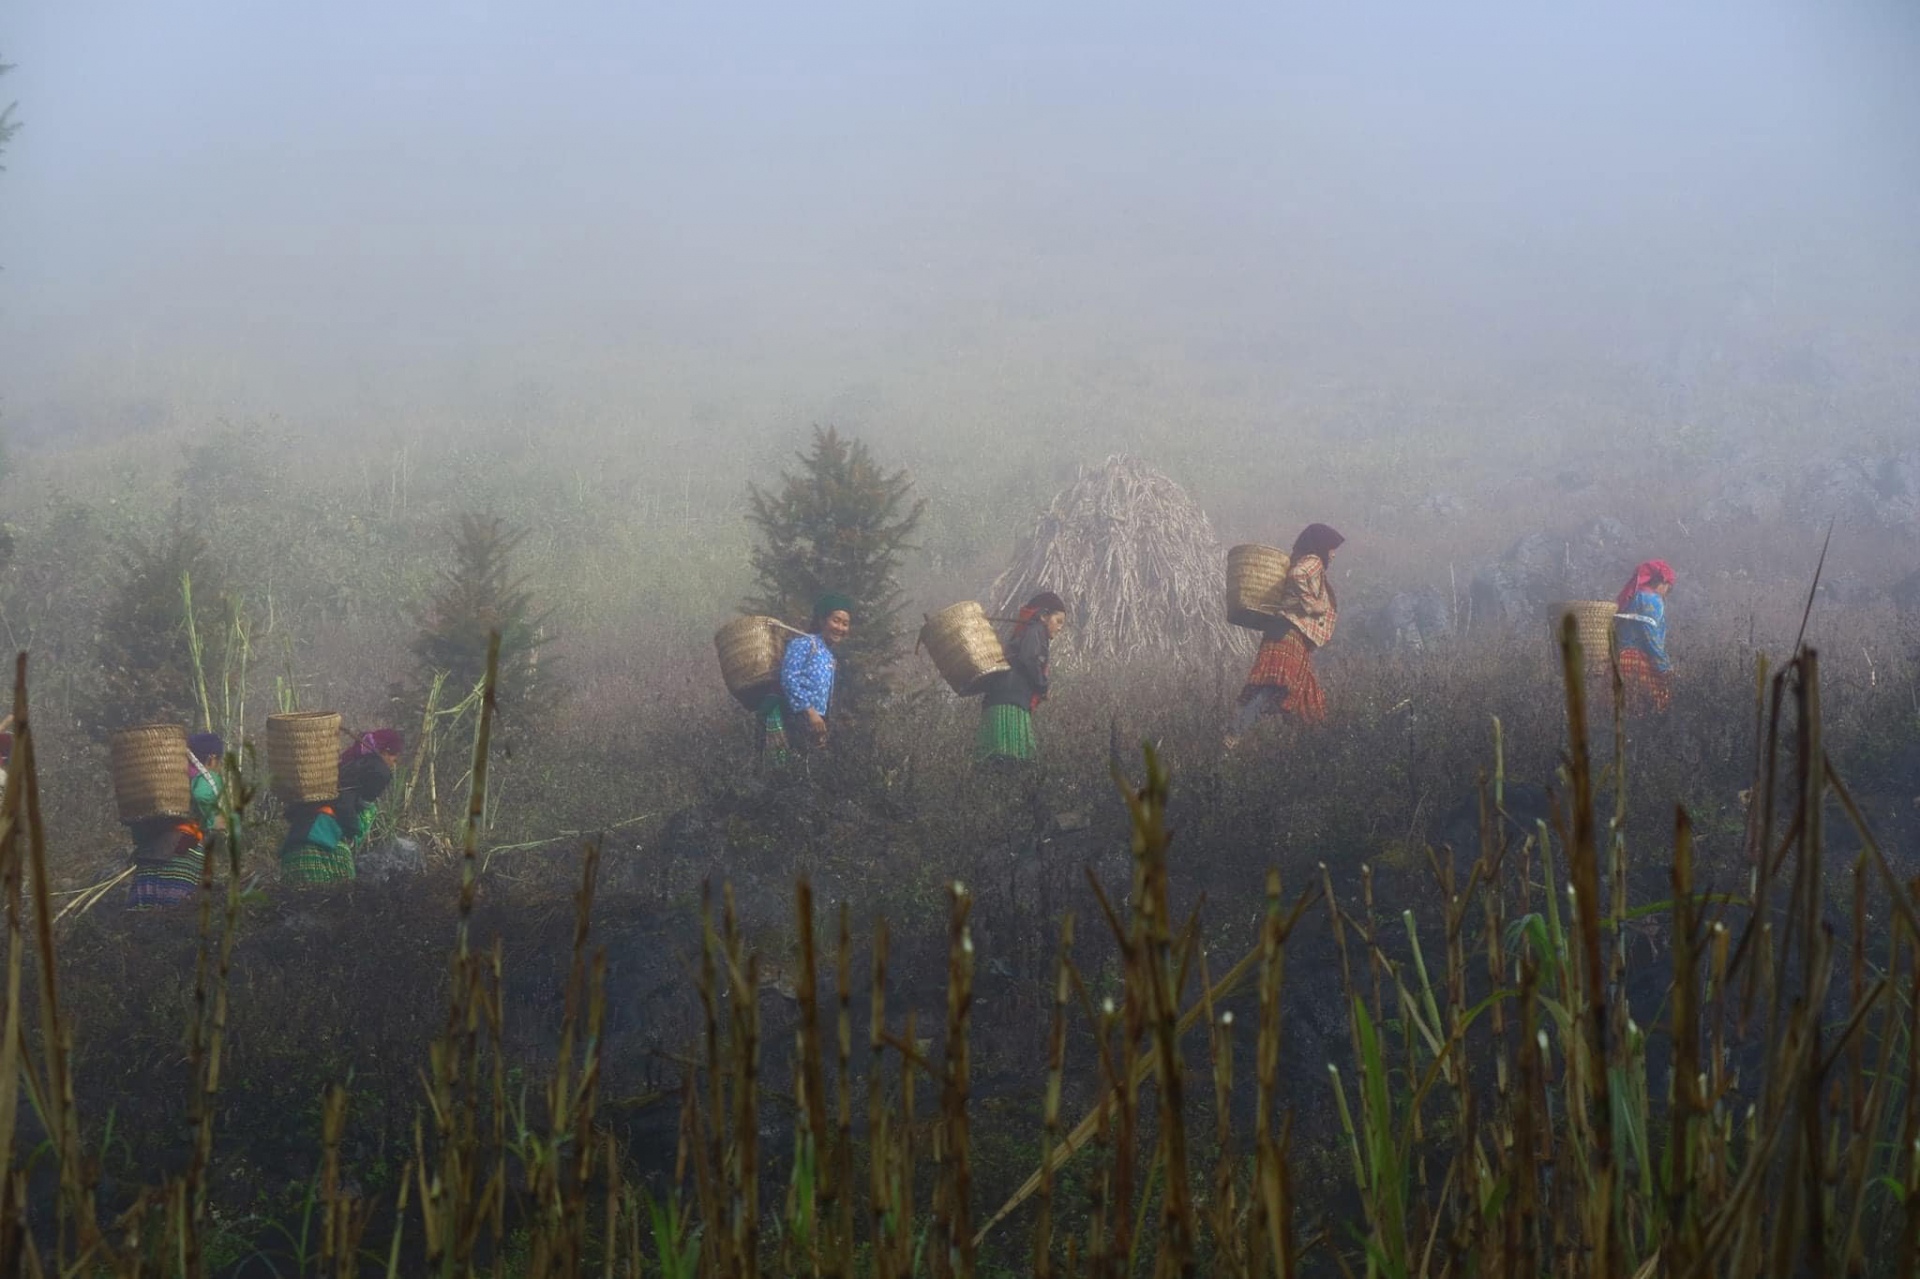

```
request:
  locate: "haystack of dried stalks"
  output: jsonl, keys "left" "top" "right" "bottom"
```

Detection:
{"left": 991, "top": 455, "right": 1248, "bottom": 665}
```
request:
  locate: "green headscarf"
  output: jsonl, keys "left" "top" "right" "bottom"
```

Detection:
{"left": 812, "top": 592, "right": 855, "bottom": 620}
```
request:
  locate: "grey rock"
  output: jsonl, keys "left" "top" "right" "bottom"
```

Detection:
{"left": 1466, "top": 517, "right": 1640, "bottom": 633}
{"left": 1815, "top": 571, "right": 1887, "bottom": 609}
{"left": 1873, "top": 449, "right": 1920, "bottom": 500}
{"left": 1569, "top": 518, "right": 1639, "bottom": 589}
{"left": 1506, "top": 531, "right": 1567, "bottom": 584}
{"left": 1702, "top": 470, "right": 1787, "bottom": 525}
{"left": 1578, "top": 517, "right": 1635, "bottom": 554}
{"left": 1358, "top": 588, "right": 1454, "bottom": 652}
{"left": 1467, "top": 563, "right": 1534, "bottom": 630}
{"left": 1799, "top": 458, "right": 1886, "bottom": 531}
{"left": 357, "top": 836, "right": 424, "bottom": 884}
{"left": 1892, "top": 569, "right": 1920, "bottom": 613}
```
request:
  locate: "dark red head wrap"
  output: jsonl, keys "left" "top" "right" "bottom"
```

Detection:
{"left": 1616, "top": 560, "right": 1675, "bottom": 611}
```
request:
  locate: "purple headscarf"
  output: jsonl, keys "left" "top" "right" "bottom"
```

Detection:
{"left": 340, "top": 728, "right": 404, "bottom": 766}
{"left": 187, "top": 732, "right": 223, "bottom": 777}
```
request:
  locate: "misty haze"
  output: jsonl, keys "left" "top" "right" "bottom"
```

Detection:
{"left": 0, "top": 2, "right": 1917, "bottom": 1273}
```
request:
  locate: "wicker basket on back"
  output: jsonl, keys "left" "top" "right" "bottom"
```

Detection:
{"left": 1226, "top": 544, "right": 1292, "bottom": 631}
{"left": 1553, "top": 601, "right": 1618, "bottom": 674}
{"left": 267, "top": 711, "right": 342, "bottom": 803}
{"left": 918, "top": 601, "right": 1009, "bottom": 696}
{"left": 109, "top": 723, "right": 192, "bottom": 823}
{"left": 714, "top": 615, "right": 790, "bottom": 710}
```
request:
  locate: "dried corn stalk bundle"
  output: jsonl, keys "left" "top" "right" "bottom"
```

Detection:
{"left": 990, "top": 455, "right": 1250, "bottom": 666}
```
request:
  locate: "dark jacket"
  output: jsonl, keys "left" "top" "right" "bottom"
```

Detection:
{"left": 128, "top": 814, "right": 202, "bottom": 864}
{"left": 984, "top": 624, "right": 1051, "bottom": 712}
{"left": 337, "top": 754, "right": 395, "bottom": 845}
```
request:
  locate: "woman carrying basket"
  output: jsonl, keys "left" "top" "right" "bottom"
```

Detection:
{"left": 338, "top": 729, "right": 403, "bottom": 851}
{"left": 127, "top": 732, "right": 225, "bottom": 908}
{"left": 1614, "top": 559, "right": 1676, "bottom": 715}
{"left": 278, "top": 728, "right": 403, "bottom": 883}
{"left": 760, "top": 593, "right": 853, "bottom": 765}
{"left": 1228, "top": 524, "right": 1344, "bottom": 743}
{"left": 977, "top": 592, "right": 1067, "bottom": 765}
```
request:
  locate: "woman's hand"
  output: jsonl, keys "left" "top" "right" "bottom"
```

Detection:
{"left": 805, "top": 709, "right": 829, "bottom": 745}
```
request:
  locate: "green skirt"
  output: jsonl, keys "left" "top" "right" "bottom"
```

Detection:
{"left": 758, "top": 694, "right": 795, "bottom": 770}
{"left": 281, "top": 844, "right": 356, "bottom": 884}
{"left": 976, "top": 704, "right": 1038, "bottom": 763}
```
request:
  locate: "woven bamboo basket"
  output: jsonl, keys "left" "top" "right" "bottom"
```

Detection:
{"left": 714, "top": 615, "right": 789, "bottom": 710}
{"left": 1226, "top": 544, "right": 1292, "bottom": 631}
{"left": 109, "top": 723, "right": 191, "bottom": 823}
{"left": 1552, "top": 601, "right": 1618, "bottom": 673}
{"left": 918, "top": 601, "right": 1009, "bottom": 696}
{"left": 267, "top": 710, "right": 342, "bottom": 802}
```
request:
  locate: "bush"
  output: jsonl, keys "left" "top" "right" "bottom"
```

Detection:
{"left": 745, "top": 426, "right": 924, "bottom": 717}
{"left": 409, "top": 511, "right": 554, "bottom": 732}
{"left": 78, "top": 512, "right": 227, "bottom": 739}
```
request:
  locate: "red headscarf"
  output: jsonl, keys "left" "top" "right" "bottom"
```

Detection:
{"left": 1616, "top": 559, "right": 1675, "bottom": 611}
{"left": 340, "top": 728, "right": 405, "bottom": 766}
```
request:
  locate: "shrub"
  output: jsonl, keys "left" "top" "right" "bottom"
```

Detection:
{"left": 78, "top": 511, "right": 228, "bottom": 739}
{"left": 409, "top": 511, "right": 554, "bottom": 732}
{"left": 745, "top": 426, "right": 924, "bottom": 717}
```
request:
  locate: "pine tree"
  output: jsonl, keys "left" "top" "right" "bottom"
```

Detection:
{"left": 746, "top": 426, "right": 924, "bottom": 716}
{"left": 0, "top": 55, "right": 20, "bottom": 171}
{"left": 411, "top": 512, "right": 553, "bottom": 728}
{"left": 81, "top": 514, "right": 227, "bottom": 740}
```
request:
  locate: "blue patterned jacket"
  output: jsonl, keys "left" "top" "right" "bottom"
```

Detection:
{"left": 1617, "top": 590, "right": 1672, "bottom": 672}
{"left": 780, "top": 633, "right": 837, "bottom": 717}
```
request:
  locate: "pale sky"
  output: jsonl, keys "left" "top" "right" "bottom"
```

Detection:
{"left": 3, "top": 1, "right": 1916, "bottom": 442}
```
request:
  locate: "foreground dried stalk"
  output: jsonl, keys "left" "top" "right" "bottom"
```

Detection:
{"left": 3, "top": 621, "right": 1919, "bottom": 1277}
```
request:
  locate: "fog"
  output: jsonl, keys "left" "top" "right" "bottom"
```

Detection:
{"left": 9, "top": 12, "right": 1920, "bottom": 1267}
{"left": 5, "top": 0, "right": 1918, "bottom": 455}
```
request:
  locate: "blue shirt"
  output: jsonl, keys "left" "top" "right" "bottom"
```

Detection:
{"left": 780, "top": 633, "right": 837, "bottom": 717}
{"left": 1618, "top": 590, "right": 1672, "bottom": 672}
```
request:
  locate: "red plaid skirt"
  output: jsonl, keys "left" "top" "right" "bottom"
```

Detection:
{"left": 1237, "top": 628, "right": 1327, "bottom": 724}
{"left": 1616, "top": 647, "right": 1673, "bottom": 715}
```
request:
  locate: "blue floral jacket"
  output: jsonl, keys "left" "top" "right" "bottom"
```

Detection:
{"left": 780, "top": 633, "right": 837, "bottom": 717}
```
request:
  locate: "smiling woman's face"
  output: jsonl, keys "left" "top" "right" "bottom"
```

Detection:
{"left": 821, "top": 610, "right": 852, "bottom": 645}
